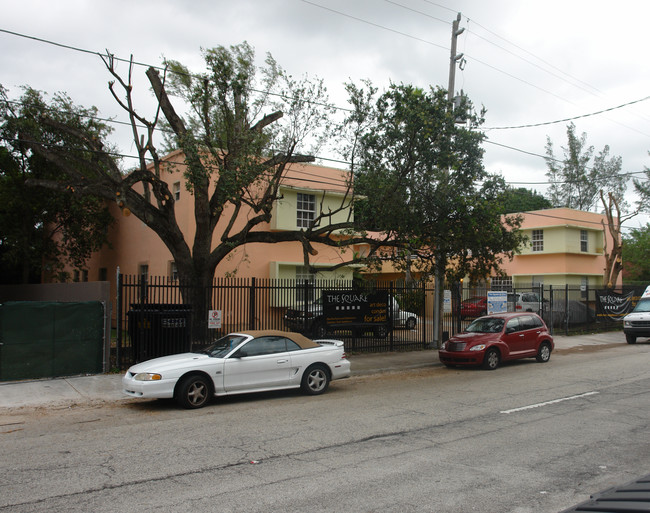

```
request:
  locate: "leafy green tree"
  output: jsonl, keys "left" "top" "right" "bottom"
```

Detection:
{"left": 344, "top": 82, "right": 525, "bottom": 284}
{"left": 622, "top": 224, "right": 650, "bottom": 282}
{"left": 0, "top": 87, "right": 113, "bottom": 284}
{"left": 545, "top": 122, "right": 627, "bottom": 211}
{"left": 497, "top": 187, "right": 552, "bottom": 214}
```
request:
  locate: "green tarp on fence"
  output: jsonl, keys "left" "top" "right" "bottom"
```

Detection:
{"left": 0, "top": 301, "right": 104, "bottom": 381}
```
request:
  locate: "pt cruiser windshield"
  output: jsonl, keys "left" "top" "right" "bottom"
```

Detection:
{"left": 466, "top": 317, "right": 505, "bottom": 333}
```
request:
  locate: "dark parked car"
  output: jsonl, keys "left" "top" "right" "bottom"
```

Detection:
{"left": 439, "top": 312, "right": 554, "bottom": 370}
{"left": 460, "top": 296, "right": 487, "bottom": 319}
{"left": 283, "top": 295, "right": 416, "bottom": 338}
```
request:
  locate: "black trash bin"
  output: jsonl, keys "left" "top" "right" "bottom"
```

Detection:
{"left": 127, "top": 304, "right": 192, "bottom": 362}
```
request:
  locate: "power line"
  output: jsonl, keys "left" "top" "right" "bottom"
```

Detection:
{"left": 3, "top": 25, "right": 645, "bottom": 142}
{"left": 0, "top": 28, "right": 351, "bottom": 115}
{"left": 2, "top": 27, "right": 647, "bottom": 193}
{"left": 300, "top": 0, "right": 448, "bottom": 51}
{"left": 485, "top": 95, "right": 650, "bottom": 132}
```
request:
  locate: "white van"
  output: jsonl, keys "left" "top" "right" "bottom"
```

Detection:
{"left": 622, "top": 286, "right": 650, "bottom": 344}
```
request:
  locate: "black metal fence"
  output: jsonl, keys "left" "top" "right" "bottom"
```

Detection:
{"left": 116, "top": 275, "right": 443, "bottom": 368}
{"left": 115, "top": 273, "right": 634, "bottom": 369}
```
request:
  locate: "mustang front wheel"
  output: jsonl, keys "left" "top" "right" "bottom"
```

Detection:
{"left": 175, "top": 375, "right": 212, "bottom": 409}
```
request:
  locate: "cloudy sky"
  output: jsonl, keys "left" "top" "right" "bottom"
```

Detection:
{"left": 1, "top": 0, "right": 649, "bottom": 228}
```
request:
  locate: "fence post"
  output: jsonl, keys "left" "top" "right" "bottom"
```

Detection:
{"left": 422, "top": 280, "right": 428, "bottom": 349}
{"left": 565, "top": 284, "right": 569, "bottom": 335}
{"left": 389, "top": 282, "right": 394, "bottom": 351}
{"left": 249, "top": 277, "right": 256, "bottom": 331}
{"left": 116, "top": 268, "right": 122, "bottom": 370}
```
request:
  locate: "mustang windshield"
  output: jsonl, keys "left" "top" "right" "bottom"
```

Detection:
{"left": 465, "top": 317, "right": 505, "bottom": 333}
{"left": 199, "top": 335, "right": 247, "bottom": 358}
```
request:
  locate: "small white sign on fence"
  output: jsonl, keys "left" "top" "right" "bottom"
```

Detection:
{"left": 487, "top": 291, "right": 507, "bottom": 314}
{"left": 208, "top": 310, "right": 222, "bottom": 329}
{"left": 443, "top": 290, "right": 452, "bottom": 313}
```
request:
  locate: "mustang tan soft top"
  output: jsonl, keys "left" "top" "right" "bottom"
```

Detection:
{"left": 234, "top": 330, "right": 321, "bottom": 349}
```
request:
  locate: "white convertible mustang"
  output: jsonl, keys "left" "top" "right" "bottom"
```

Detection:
{"left": 122, "top": 330, "right": 351, "bottom": 409}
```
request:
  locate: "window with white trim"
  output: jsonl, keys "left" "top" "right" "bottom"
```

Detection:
{"left": 173, "top": 182, "right": 181, "bottom": 201}
{"left": 532, "top": 229, "right": 544, "bottom": 252}
{"left": 491, "top": 276, "right": 512, "bottom": 291}
{"left": 139, "top": 264, "right": 149, "bottom": 283}
{"left": 580, "top": 230, "right": 588, "bottom": 252}
{"left": 295, "top": 265, "right": 315, "bottom": 302}
{"left": 297, "top": 193, "right": 316, "bottom": 229}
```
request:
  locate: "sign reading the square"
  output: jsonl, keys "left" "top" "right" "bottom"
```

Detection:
{"left": 322, "top": 290, "right": 388, "bottom": 328}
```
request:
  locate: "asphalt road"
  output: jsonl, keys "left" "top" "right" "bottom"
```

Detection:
{"left": 1, "top": 342, "right": 648, "bottom": 512}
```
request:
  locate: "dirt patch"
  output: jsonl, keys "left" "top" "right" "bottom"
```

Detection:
{"left": 554, "top": 343, "right": 625, "bottom": 355}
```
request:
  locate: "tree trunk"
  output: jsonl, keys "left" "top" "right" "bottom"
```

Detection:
{"left": 176, "top": 260, "right": 216, "bottom": 346}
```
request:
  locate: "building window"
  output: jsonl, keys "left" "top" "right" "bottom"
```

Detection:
{"left": 491, "top": 276, "right": 512, "bottom": 291}
{"left": 173, "top": 182, "right": 181, "bottom": 201}
{"left": 169, "top": 261, "right": 178, "bottom": 281}
{"left": 297, "top": 193, "right": 316, "bottom": 229}
{"left": 295, "top": 265, "right": 315, "bottom": 302}
{"left": 581, "top": 276, "right": 589, "bottom": 298}
{"left": 81, "top": 270, "right": 88, "bottom": 282}
{"left": 532, "top": 229, "right": 544, "bottom": 252}
{"left": 580, "top": 230, "right": 588, "bottom": 252}
{"left": 139, "top": 264, "right": 149, "bottom": 283}
{"left": 73, "top": 270, "right": 80, "bottom": 282}
{"left": 99, "top": 268, "right": 108, "bottom": 281}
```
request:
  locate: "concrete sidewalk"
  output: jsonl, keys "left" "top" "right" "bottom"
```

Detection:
{"left": 0, "top": 331, "right": 626, "bottom": 410}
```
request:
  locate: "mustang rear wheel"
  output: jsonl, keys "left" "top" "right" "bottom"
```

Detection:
{"left": 301, "top": 364, "right": 330, "bottom": 395}
{"left": 175, "top": 375, "right": 212, "bottom": 409}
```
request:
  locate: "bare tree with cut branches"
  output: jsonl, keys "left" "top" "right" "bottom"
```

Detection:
{"left": 13, "top": 43, "right": 396, "bottom": 339}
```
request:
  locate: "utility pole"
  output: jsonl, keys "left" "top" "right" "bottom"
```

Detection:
{"left": 432, "top": 12, "right": 465, "bottom": 348}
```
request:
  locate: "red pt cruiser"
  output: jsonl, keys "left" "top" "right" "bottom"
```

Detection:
{"left": 439, "top": 312, "right": 554, "bottom": 370}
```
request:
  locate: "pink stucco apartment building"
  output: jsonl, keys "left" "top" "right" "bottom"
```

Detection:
{"left": 59, "top": 149, "right": 619, "bottom": 292}
{"left": 494, "top": 207, "right": 620, "bottom": 290}
{"left": 65, "top": 152, "right": 366, "bottom": 293}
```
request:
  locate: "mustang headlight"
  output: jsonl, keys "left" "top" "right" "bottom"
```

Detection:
{"left": 469, "top": 344, "right": 486, "bottom": 352}
{"left": 134, "top": 373, "right": 162, "bottom": 381}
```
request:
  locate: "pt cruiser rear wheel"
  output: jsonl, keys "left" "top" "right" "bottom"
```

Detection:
{"left": 536, "top": 341, "right": 552, "bottom": 362}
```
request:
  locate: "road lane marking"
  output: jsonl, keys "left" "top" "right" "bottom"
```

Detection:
{"left": 500, "top": 391, "right": 599, "bottom": 414}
